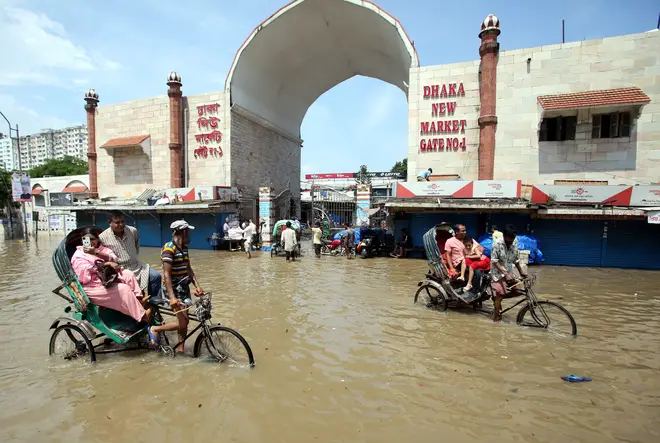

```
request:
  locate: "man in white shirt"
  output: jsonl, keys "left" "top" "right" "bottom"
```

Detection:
{"left": 223, "top": 218, "right": 230, "bottom": 238}
{"left": 242, "top": 219, "right": 257, "bottom": 258}
{"left": 281, "top": 221, "right": 298, "bottom": 261}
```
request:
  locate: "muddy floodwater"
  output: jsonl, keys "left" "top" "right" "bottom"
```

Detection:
{"left": 1, "top": 237, "right": 659, "bottom": 443}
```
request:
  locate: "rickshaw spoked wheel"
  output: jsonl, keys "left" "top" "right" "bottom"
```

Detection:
{"left": 49, "top": 324, "right": 96, "bottom": 363}
{"left": 414, "top": 284, "right": 449, "bottom": 312}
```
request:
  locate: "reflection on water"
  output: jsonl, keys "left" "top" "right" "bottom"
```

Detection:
{"left": 1, "top": 237, "right": 659, "bottom": 443}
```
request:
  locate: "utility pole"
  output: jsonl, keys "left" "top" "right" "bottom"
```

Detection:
{"left": 0, "top": 110, "right": 29, "bottom": 241}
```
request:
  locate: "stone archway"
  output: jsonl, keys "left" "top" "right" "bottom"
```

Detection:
{"left": 225, "top": 0, "right": 418, "bottom": 218}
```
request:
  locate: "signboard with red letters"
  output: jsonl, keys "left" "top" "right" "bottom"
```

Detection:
{"left": 396, "top": 180, "right": 521, "bottom": 199}
{"left": 648, "top": 211, "right": 660, "bottom": 224}
{"left": 531, "top": 185, "right": 660, "bottom": 207}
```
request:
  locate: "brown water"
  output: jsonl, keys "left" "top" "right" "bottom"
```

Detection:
{"left": 1, "top": 237, "right": 659, "bottom": 443}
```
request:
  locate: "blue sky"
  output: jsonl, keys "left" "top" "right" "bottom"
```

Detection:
{"left": 0, "top": 0, "right": 658, "bottom": 176}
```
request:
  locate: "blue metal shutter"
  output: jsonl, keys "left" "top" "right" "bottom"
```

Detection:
{"left": 531, "top": 219, "right": 604, "bottom": 267}
{"left": 602, "top": 220, "right": 660, "bottom": 270}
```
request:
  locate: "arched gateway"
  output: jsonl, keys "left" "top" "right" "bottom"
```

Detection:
{"left": 89, "top": 0, "right": 418, "bottom": 224}
{"left": 226, "top": 0, "right": 418, "bottom": 220}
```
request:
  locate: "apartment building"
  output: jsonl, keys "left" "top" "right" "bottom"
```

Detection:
{"left": 18, "top": 125, "right": 88, "bottom": 170}
{"left": 0, "top": 133, "right": 18, "bottom": 171}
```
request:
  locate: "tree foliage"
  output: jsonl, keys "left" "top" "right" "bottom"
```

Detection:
{"left": 0, "top": 169, "right": 13, "bottom": 210}
{"left": 390, "top": 157, "right": 407, "bottom": 175}
{"left": 356, "top": 164, "right": 371, "bottom": 184}
{"left": 27, "top": 156, "right": 88, "bottom": 178}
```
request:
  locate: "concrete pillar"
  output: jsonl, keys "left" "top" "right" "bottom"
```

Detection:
{"left": 478, "top": 14, "right": 500, "bottom": 180}
{"left": 167, "top": 71, "right": 183, "bottom": 188}
{"left": 356, "top": 184, "right": 372, "bottom": 227}
{"left": 259, "top": 187, "right": 275, "bottom": 247}
{"left": 84, "top": 89, "right": 99, "bottom": 198}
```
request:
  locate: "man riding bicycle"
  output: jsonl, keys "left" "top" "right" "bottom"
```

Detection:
{"left": 490, "top": 224, "right": 528, "bottom": 322}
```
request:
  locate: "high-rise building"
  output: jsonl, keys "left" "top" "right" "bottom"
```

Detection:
{"left": 0, "top": 133, "right": 18, "bottom": 171}
{"left": 18, "top": 125, "right": 88, "bottom": 170}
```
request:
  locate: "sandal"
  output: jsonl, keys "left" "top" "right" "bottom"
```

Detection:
{"left": 147, "top": 326, "right": 160, "bottom": 350}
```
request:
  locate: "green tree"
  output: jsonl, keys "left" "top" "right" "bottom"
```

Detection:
{"left": 27, "top": 156, "right": 88, "bottom": 178}
{"left": 390, "top": 157, "right": 407, "bottom": 176}
{"left": 0, "top": 169, "right": 19, "bottom": 214}
{"left": 356, "top": 164, "right": 371, "bottom": 184}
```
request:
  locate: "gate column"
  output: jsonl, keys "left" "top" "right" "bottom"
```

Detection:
{"left": 356, "top": 184, "right": 372, "bottom": 227}
{"left": 259, "top": 187, "right": 275, "bottom": 248}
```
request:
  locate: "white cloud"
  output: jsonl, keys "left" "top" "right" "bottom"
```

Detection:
{"left": 0, "top": 7, "right": 121, "bottom": 87}
{"left": 0, "top": 93, "right": 70, "bottom": 134}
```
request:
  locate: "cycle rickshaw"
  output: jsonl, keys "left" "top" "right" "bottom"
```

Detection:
{"left": 270, "top": 219, "right": 302, "bottom": 257}
{"left": 48, "top": 227, "right": 255, "bottom": 365}
{"left": 413, "top": 223, "right": 577, "bottom": 337}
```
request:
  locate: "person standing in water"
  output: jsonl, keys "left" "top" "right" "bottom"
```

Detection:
{"left": 281, "top": 221, "right": 298, "bottom": 261}
{"left": 312, "top": 221, "right": 323, "bottom": 258}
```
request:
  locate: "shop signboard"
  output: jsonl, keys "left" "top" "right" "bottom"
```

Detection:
{"left": 630, "top": 186, "right": 660, "bottom": 207}
{"left": 396, "top": 180, "right": 521, "bottom": 199}
{"left": 531, "top": 185, "right": 660, "bottom": 207}
{"left": 304, "top": 172, "right": 405, "bottom": 180}
{"left": 648, "top": 211, "right": 660, "bottom": 224}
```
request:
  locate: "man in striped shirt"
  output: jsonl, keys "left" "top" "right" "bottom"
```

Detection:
{"left": 148, "top": 220, "right": 203, "bottom": 353}
{"left": 100, "top": 211, "right": 162, "bottom": 300}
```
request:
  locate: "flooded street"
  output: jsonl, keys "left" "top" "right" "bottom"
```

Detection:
{"left": 1, "top": 237, "right": 659, "bottom": 443}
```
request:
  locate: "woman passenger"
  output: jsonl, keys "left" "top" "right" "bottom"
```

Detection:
{"left": 70, "top": 227, "right": 149, "bottom": 323}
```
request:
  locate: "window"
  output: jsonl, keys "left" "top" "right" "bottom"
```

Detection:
{"left": 592, "top": 112, "right": 631, "bottom": 139}
{"left": 539, "top": 116, "right": 577, "bottom": 142}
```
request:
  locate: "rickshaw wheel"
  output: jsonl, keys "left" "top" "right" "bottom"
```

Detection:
{"left": 49, "top": 324, "right": 96, "bottom": 363}
{"left": 194, "top": 325, "right": 255, "bottom": 367}
{"left": 516, "top": 301, "right": 578, "bottom": 337}
{"left": 414, "top": 284, "right": 448, "bottom": 312}
{"left": 270, "top": 247, "right": 276, "bottom": 257}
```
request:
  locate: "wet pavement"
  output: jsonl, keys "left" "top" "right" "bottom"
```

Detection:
{"left": 1, "top": 236, "right": 659, "bottom": 443}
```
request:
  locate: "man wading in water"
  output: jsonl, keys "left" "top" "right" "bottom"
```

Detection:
{"left": 490, "top": 225, "right": 527, "bottom": 322}
{"left": 343, "top": 223, "right": 355, "bottom": 259}
{"left": 148, "top": 220, "right": 204, "bottom": 353}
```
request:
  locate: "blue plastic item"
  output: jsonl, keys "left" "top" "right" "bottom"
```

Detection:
{"left": 476, "top": 233, "right": 545, "bottom": 265}
{"left": 561, "top": 375, "right": 592, "bottom": 382}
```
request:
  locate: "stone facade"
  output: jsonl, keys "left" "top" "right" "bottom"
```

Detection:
{"left": 408, "top": 30, "right": 660, "bottom": 185}
{"left": 184, "top": 91, "right": 230, "bottom": 187}
{"left": 407, "top": 60, "right": 482, "bottom": 180}
{"left": 230, "top": 110, "right": 301, "bottom": 219}
{"left": 96, "top": 96, "right": 171, "bottom": 198}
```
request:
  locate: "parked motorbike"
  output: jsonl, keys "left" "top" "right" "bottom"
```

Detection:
{"left": 321, "top": 238, "right": 344, "bottom": 256}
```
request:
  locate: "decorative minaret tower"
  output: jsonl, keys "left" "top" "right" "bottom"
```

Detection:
{"left": 84, "top": 89, "right": 99, "bottom": 198}
{"left": 478, "top": 14, "right": 500, "bottom": 180}
{"left": 167, "top": 71, "right": 183, "bottom": 188}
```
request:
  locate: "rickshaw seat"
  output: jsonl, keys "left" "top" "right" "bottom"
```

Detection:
{"left": 98, "top": 307, "right": 143, "bottom": 333}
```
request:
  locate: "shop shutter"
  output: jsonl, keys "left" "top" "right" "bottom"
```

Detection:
{"left": 531, "top": 219, "right": 604, "bottom": 267}
{"left": 602, "top": 220, "right": 660, "bottom": 270}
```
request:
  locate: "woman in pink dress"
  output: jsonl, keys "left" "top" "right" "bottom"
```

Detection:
{"left": 70, "top": 227, "right": 147, "bottom": 323}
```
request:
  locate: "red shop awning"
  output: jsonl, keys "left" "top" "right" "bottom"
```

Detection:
{"left": 32, "top": 188, "right": 43, "bottom": 195}
{"left": 537, "top": 87, "right": 651, "bottom": 111}
{"left": 62, "top": 186, "right": 89, "bottom": 193}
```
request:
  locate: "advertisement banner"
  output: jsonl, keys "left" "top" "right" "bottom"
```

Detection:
{"left": 396, "top": 180, "right": 520, "bottom": 199}
{"left": 630, "top": 186, "right": 660, "bottom": 207}
{"left": 648, "top": 211, "right": 660, "bottom": 224}
{"left": 49, "top": 215, "right": 62, "bottom": 231}
{"left": 530, "top": 185, "right": 634, "bottom": 205}
{"left": 11, "top": 172, "right": 32, "bottom": 202}
{"left": 473, "top": 180, "right": 522, "bottom": 198}
{"left": 304, "top": 172, "right": 405, "bottom": 180}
